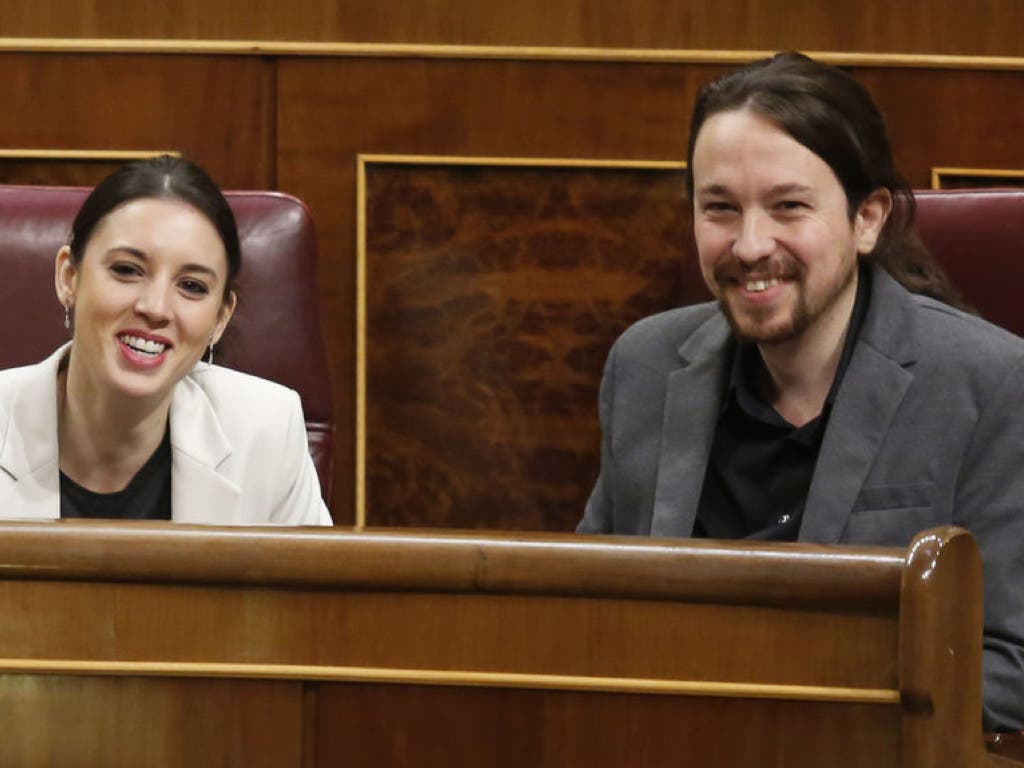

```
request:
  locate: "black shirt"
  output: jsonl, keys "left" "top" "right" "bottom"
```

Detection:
{"left": 60, "top": 427, "right": 172, "bottom": 520}
{"left": 694, "top": 267, "right": 871, "bottom": 541}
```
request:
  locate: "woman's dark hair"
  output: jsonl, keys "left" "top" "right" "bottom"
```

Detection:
{"left": 69, "top": 155, "right": 241, "bottom": 299}
{"left": 685, "top": 52, "right": 967, "bottom": 309}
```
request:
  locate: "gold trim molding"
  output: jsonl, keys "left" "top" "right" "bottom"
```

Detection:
{"left": 931, "top": 166, "right": 1024, "bottom": 189}
{"left": 0, "top": 657, "right": 899, "bottom": 704}
{"left": 354, "top": 153, "right": 686, "bottom": 528}
{"left": 0, "top": 38, "right": 1023, "bottom": 71}
{"left": 0, "top": 148, "right": 180, "bottom": 161}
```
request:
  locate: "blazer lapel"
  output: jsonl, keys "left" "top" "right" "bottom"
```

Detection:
{"left": 651, "top": 313, "right": 732, "bottom": 537}
{"left": 799, "top": 268, "right": 918, "bottom": 543}
{"left": 168, "top": 373, "right": 242, "bottom": 524}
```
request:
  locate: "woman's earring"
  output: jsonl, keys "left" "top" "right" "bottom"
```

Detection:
{"left": 63, "top": 300, "right": 72, "bottom": 330}
{"left": 205, "top": 336, "right": 215, "bottom": 365}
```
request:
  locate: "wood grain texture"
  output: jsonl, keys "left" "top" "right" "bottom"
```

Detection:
{"left": 363, "top": 163, "right": 701, "bottom": 530}
{"left": 0, "top": 676, "right": 303, "bottom": 767}
{"left": 0, "top": 523, "right": 992, "bottom": 767}
{"left": 277, "top": 57, "right": 715, "bottom": 524}
{"left": 0, "top": 1, "right": 1022, "bottom": 58}
{"left": 0, "top": 52, "right": 274, "bottom": 189}
{"left": 315, "top": 684, "right": 901, "bottom": 768}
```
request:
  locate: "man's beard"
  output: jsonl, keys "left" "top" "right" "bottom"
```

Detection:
{"left": 714, "top": 255, "right": 857, "bottom": 346}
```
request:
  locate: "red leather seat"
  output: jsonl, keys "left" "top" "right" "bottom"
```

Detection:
{"left": 914, "top": 188, "right": 1024, "bottom": 338}
{"left": 0, "top": 186, "right": 334, "bottom": 504}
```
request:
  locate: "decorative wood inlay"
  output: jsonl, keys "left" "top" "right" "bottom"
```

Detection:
{"left": 930, "top": 166, "right": 1024, "bottom": 189}
{"left": 356, "top": 154, "right": 697, "bottom": 530}
{"left": 0, "top": 658, "right": 900, "bottom": 703}
{"left": 0, "top": 39, "right": 1023, "bottom": 71}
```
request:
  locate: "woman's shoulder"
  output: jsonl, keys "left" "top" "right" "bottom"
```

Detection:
{"left": 184, "top": 364, "right": 300, "bottom": 414}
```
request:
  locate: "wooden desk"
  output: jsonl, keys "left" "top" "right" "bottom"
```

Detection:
{"left": 0, "top": 522, "right": 1011, "bottom": 766}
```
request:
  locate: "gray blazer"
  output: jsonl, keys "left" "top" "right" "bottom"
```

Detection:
{"left": 580, "top": 267, "right": 1024, "bottom": 731}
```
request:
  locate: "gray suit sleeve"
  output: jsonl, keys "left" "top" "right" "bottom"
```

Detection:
{"left": 954, "top": 356, "right": 1024, "bottom": 731}
{"left": 578, "top": 341, "right": 617, "bottom": 534}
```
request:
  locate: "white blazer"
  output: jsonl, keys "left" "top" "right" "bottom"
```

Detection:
{"left": 0, "top": 344, "right": 331, "bottom": 525}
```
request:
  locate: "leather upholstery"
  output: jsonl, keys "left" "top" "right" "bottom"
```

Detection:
{"left": 0, "top": 186, "right": 334, "bottom": 502}
{"left": 915, "top": 188, "right": 1024, "bottom": 337}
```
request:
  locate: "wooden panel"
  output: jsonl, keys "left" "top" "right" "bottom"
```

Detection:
{"left": 0, "top": 676, "right": 303, "bottom": 767}
{"left": 0, "top": 582, "right": 897, "bottom": 688}
{"left": 277, "top": 57, "right": 714, "bottom": 523}
{"left": 1, "top": 1, "right": 1024, "bottom": 57}
{"left": 858, "top": 68, "right": 1024, "bottom": 190}
{"left": 316, "top": 684, "right": 901, "bottom": 768}
{"left": 0, "top": 53, "right": 274, "bottom": 189}
{"left": 0, "top": 524, "right": 990, "bottom": 768}
{"left": 362, "top": 162, "right": 699, "bottom": 530}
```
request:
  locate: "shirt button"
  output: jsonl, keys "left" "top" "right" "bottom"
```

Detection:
{"left": 777, "top": 513, "right": 792, "bottom": 525}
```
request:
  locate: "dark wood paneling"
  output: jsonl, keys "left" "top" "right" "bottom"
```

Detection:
{"left": 1, "top": 1, "right": 1024, "bottom": 57}
{"left": 279, "top": 56, "right": 1024, "bottom": 527}
{"left": 363, "top": 163, "right": 701, "bottom": 530}
{"left": 0, "top": 53, "right": 274, "bottom": 189}
{"left": 857, "top": 67, "right": 1024, "bottom": 188}
{"left": 277, "top": 57, "right": 713, "bottom": 523}
{"left": 316, "top": 684, "right": 900, "bottom": 768}
{"left": 0, "top": 676, "right": 303, "bottom": 766}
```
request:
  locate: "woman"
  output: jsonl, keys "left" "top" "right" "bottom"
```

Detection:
{"left": 0, "top": 155, "right": 331, "bottom": 524}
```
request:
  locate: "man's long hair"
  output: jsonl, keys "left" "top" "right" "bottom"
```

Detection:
{"left": 685, "top": 52, "right": 968, "bottom": 310}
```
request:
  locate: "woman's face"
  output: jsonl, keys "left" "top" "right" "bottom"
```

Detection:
{"left": 55, "top": 197, "right": 236, "bottom": 406}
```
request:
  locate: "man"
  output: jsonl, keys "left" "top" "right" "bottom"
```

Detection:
{"left": 578, "top": 52, "right": 1024, "bottom": 731}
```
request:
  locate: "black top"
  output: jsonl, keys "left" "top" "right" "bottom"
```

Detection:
{"left": 694, "top": 267, "right": 871, "bottom": 541}
{"left": 60, "top": 427, "right": 172, "bottom": 520}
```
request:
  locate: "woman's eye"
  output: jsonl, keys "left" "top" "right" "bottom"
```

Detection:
{"left": 179, "top": 278, "right": 210, "bottom": 296}
{"left": 110, "top": 262, "right": 143, "bottom": 278}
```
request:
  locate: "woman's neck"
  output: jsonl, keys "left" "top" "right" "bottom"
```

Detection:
{"left": 57, "top": 361, "right": 171, "bottom": 493}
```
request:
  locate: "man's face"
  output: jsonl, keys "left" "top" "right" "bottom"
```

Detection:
{"left": 690, "top": 109, "right": 884, "bottom": 346}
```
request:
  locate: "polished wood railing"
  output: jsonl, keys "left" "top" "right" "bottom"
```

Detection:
{"left": 0, "top": 521, "right": 1013, "bottom": 766}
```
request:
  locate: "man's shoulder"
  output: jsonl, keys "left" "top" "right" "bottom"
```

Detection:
{"left": 614, "top": 301, "right": 723, "bottom": 357}
{"left": 910, "top": 294, "right": 1024, "bottom": 367}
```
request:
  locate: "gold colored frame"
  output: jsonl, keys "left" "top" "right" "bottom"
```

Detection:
{"left": 931, "top": 166, "right": 1024, "bottom": 189}
{"left": 354, "top": 153, "right": 687, "bottom": 528}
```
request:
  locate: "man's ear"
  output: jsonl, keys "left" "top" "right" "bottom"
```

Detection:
{"left": 854, "top": 188, "right": 893, "bottom": 255}
{"left": 54, "top": 245, "right": 78, "bottom": 307}
{"left": 210, "top": 290, "right": 237, "bottom": 346}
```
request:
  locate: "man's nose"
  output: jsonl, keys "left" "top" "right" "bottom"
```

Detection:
{"left": 732, "top": 211, "right": 776, "bottom": 263}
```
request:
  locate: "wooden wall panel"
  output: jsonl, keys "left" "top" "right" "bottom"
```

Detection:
{"left": 316, "top": 684, "right": 900, "bottom": 768}
{"left": 363, "top": 163, "right": 700, "bottom": 530}
{"left": 276, "top": 58, "right": 714, "bottom": 524}
{"left": 0, "top": 53, "right": 274, "bottom": 189}
{"left": 0, "top": 676, "right": 304, "bottom": 766}
{"left": 857, "top": 67, "right": 1024, "bottom": 186}
{"left": 1, "top": 1, "right": 1023, "bottom": 57}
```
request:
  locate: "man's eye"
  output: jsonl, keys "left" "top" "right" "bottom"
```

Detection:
{"left": 703, "top": 202, "right": 735, "bottom": 213}
{"left": 777, "top": 200, "right": 807, "bottom": 211}
{"left": 179, "top": 279, "right": 210, "bottom": 296}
